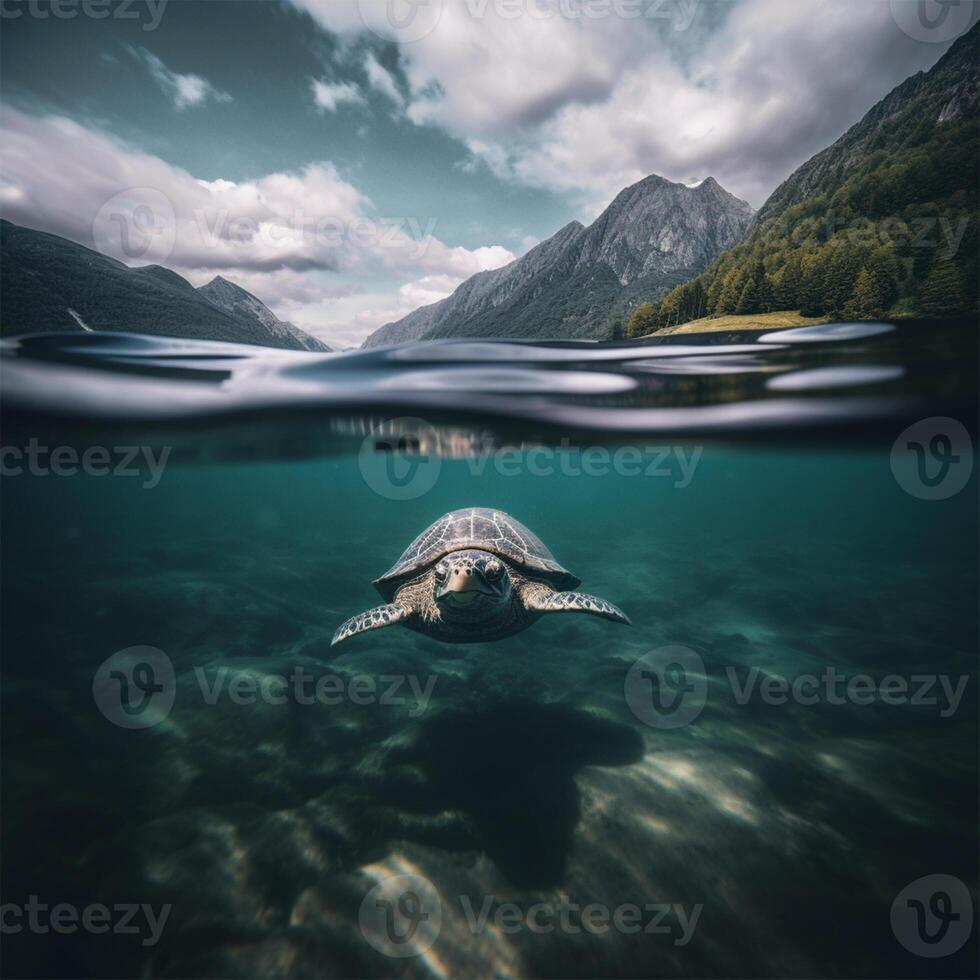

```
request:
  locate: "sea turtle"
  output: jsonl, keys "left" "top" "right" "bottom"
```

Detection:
{"left": 332, "top": 507, "right": 630, "bottom": 646}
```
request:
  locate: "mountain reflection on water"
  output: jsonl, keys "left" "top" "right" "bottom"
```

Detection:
{"left": 1, "top": 320, "right": 975, "bottom": 458}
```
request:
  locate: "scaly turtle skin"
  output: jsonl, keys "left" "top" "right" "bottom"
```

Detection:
{"left": 332, "top": 507, "right": 630, "bottom": 646}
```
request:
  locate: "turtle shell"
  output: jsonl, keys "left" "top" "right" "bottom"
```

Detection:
{"left": 374, "top": 507, "right": 580, "bottom": 600}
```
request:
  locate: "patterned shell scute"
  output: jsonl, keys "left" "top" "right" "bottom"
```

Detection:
{"left": 375, "top": 508, "right": 578, "bottom": 592}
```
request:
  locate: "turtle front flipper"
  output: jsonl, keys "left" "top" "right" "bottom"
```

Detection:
{"left": 521, "top": 583, "right": 631, "bottom": 625}
{"left": 331, "top": 603, "right": 410, "bottom": 646}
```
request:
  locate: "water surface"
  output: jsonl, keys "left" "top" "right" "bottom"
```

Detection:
{"left": 1, "top": 321, "right": 977, "bottom": 978}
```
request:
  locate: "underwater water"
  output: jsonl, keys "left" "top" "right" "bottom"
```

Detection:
{"left": 1, "top": 322, "right": 977, "bottom": 979}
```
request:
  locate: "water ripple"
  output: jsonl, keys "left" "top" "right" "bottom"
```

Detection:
{"left": 1, "top": 321, "right": 974, "bottom": 454}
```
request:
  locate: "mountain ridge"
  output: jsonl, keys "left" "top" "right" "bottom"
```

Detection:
{"left": 362, "top": 174, "right": 754, "bottom": 347}
{"left": 0, "top": 220, "right": 331, "bottom": 351}
{"left": 197, "top": 276, "right": 329, "bottom": 352}
{"left": 756, "top": 23, "right": 979, "bottom": 226}
{"left": 631, "top": 21, "right": 979, "bottom": 331}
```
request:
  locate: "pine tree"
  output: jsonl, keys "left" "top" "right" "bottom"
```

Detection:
{"left": 843, "top": 267, "right": 885, "bottom": 320}
{"left": 799, "top": 251, "right": 826, "bottom": 316}
{"left": 824, "top": 240, "right": 865, "bottom": 315}
{"left": 626, "top": 301, "right": 659, "bottom": 337}
{"left": 957, "top": 213, "right": 979, "bottom": 303}
{"left": 716, "top": 267, "right": 743, "bottom": 314}
{"left": 706, "top": 271, "right": 724, "bottom": 315}
{"left": 776, "top": 252, "right": 803, "bottom": 309}
{"left": 746, "top": 259, "right": 773, "bottom": 313}
{"left": 917, "top": 254, "right": 965, "bottom": 317}
{"left": 659, "top": 291, "right": 680, "bottom": 327}
{"left": 867, "top": 245, "right": 899, "bottom": 311}
{"left": 735, "top": 279, "right": 760, "bottom": 314}
{"left": 682, "top": 279, "right": 707, "bottom": 322}
{"left": 756, "top": 274, "right": 775, "bottom": 312}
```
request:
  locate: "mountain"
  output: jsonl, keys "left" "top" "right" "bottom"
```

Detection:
{"left": 0, "top": 220, "right": 330, "bottom": 351}
{"left": 755, "top": 25, "right": 978, "bottom": 226}
{"left": 363, "top": 218, "right": 587, "bottom": 347}
{"left": 196, "top": 276, "right": 329, "bottom": 352}
{"left": 634, "top": 23, "right": 979, "bottom": 332}
{"left": 362, "top": 175, "right": 754, "bottom": 347}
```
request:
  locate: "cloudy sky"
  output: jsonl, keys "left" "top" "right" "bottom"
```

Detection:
{"left": 0, "top": 0, "right": 971, "bottom": 346}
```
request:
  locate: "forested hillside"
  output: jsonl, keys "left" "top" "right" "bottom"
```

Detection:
{"left": 628, "top": 24, "right": 979, "bottom": 335}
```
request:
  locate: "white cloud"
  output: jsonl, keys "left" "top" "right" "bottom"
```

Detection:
{"left": 363, "top": 50, "right": 404, "bottom": 106}
{"left": 518, "top": 234, "right": 541, "bottom": 255}
{"left": 0, "top": 109, "right": 513, "bottom": 348}
{"left": 311, "top": 78, "right": 365, "bottom": 112}
{"left": 290, "top": 0, "right": 958, "bottom": 209}
{"left": 498, "top": 0, "right": 951, "bottom": 211}
{"left": 129, "top": 46, "right": 232, "bottom": 110}
{"left": 396, "top": 274, "right": 463, "bottom": 310}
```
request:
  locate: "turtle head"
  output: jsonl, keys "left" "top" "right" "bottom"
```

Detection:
{"left": 433, "top": 549, "right": 511, "bottom": 615}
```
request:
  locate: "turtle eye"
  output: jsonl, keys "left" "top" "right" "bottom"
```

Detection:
{"left": 435, "top": 560, "right": 449, "bottom": 580}
{"left": 483, "top": 559, "right": 502, "bottom": 579}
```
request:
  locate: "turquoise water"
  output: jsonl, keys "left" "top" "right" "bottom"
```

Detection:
{"left": 1, "top": 323, "right": 977, "bottom": 978}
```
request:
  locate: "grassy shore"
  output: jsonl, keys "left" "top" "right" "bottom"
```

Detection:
{"left": 649, "top": 310, "right": 830, "bottom": 336}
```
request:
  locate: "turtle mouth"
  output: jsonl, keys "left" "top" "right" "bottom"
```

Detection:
{"left": 441, "top": 590, "right": 482, "bottom": 607}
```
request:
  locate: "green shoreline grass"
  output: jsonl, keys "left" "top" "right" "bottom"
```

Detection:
{"left": 647, "top": 310, "right": 830, "bottom": 337}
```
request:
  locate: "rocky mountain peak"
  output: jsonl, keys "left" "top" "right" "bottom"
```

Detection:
{"left": 573, "top": 173, "right": 755, "bottom": 286}
{"left": 362, "top": 171, "right": 755, "bottom": 347}
{"left": 197, "top": 275, "right": 330, "bottom": 352}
